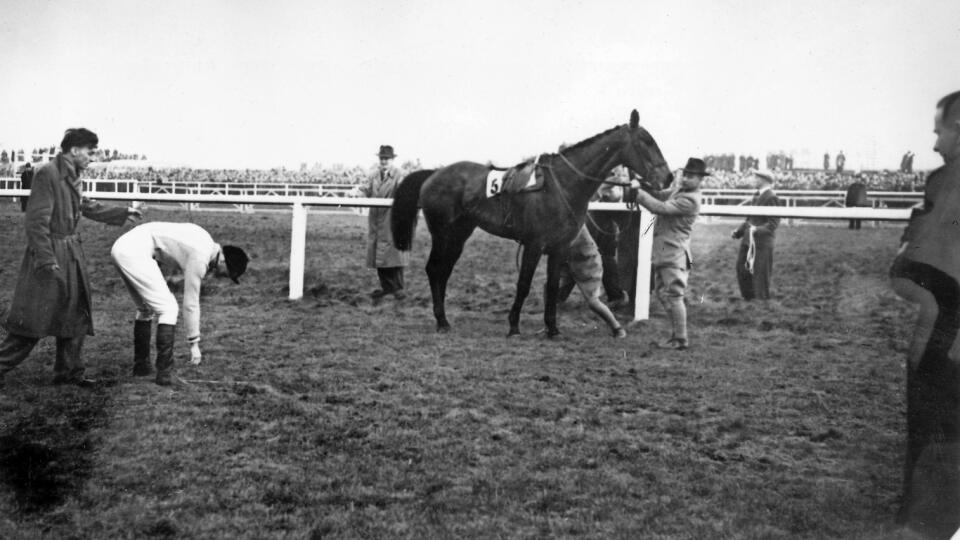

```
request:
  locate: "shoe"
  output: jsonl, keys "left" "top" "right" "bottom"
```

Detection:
{"left": 392, "top": 290, "right": 406, "bottom": 300}
{"left": 369, "top": 289, "right": 387, "bottom": 299}
{"left": 156, "top": 371, "right": 174, "bottom": 386}
{"left": 652, "top": 338, "right": 688, "bottom": 351}
{"left": 611, "top": 327, "right": 627, "bottom": 339}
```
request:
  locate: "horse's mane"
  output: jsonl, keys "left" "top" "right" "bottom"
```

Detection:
{"left": 502, "top": 123, "right": 627, "bottom": 170}
{"left": 555, "top": 124, "right": 626, "bottom": 156}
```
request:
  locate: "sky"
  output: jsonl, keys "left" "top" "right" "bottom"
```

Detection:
{"left": 1, "top": 0, "right": 959, "bottom": 172}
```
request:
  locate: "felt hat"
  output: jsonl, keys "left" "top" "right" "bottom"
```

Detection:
{"left": 681, "top": 157, "right": 710, "bottom": 176}
{"left": 753, "top": 171, "right": 774, "bottom": 184}
{"left": 376, "top": 145, "right": 397, "bottom": 159}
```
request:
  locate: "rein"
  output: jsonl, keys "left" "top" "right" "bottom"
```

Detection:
{"left": 553, "top": 151, "right": 633, "bottom": 187}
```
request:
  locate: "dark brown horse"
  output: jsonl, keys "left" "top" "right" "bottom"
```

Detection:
{"left": 391, "top": 110, "right": 673, "bottom": 336}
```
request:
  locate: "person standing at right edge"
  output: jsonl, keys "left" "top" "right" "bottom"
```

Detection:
{"left": 732, "top": 172, "right": 780, "bottom": 301}
{"left": 889, "top": 90, "right": 960, "bottom": 540}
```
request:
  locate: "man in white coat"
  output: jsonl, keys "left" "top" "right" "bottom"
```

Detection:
{"left": 110, "top": 222, "right": 249, "bottom": 385}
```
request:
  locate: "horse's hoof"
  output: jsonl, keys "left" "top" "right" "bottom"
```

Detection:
{"left": 546, "top": 330, "right": 561, "bottom": 339}
{"left": 436, "top": 325, "right": 451, "bottom": 334}
{"left": 506, "top": 329, "right": 520, "bottom": 338}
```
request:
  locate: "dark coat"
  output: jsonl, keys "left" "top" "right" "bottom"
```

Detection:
{"left": 845, "top": 182, "right": 869, "bottom": 207}
{"left": 4, "top": 155, "right": 130, "bottom": 338}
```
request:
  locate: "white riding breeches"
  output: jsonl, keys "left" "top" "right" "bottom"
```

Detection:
{"left": 111, "top": 241, "right": 179, "bottom": 326}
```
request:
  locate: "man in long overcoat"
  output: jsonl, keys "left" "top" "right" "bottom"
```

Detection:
{"left": 889, "top": 90, "right": 960, "bottom": 539}
{"left": 359, "top": 145, "right": 408, "bottom": 300}
{"left": 732, "top": 172, "right": 780, "bottom": 301}
{"left": 0, "top": 128, "right": 140, "bottom": 388}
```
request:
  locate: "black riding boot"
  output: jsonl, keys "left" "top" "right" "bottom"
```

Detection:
{"left": 155, "top": 324, "right": 176, "bottom": 386}
{"left": 133, "top": 320, "right": 153, "bottom": 376}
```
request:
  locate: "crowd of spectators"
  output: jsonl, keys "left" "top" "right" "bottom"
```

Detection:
{"left": 700, "top": 168, "right": 924, "bottom": 191}
{"left": 79, "top": 160, "right": 425, "bottom": 185}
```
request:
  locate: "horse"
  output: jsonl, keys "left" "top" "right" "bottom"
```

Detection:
{"left": 390, "top": 109, "right": 673, "bottom": 337}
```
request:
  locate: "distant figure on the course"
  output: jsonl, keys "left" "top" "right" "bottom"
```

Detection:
{"left": 0, "top": 128, "right": 142, "bottom": 389}
{"left": 889, "top": 89, "right": 960, "bottom": 539}
{"left": 110, "top": 222, "right": 249, "bottom": 386}
{"left": 836, "top": 150, "right": 846, "bottom": 173}
{"left": 824, "top": 152, "right": 831, "bottom": 171}
{"left": 359, "top": 145, "right": 407, "bottom": 301}
{"left": 557, "top": 226, "right": 626, "bottom": 338}
{"left": 627, "top": 157, "right": 706, "bottom": 350}
{"left": 18, "top": 162, "right": 33, "bottom": 212}
{"left": 732, "top": 172, "right": 780, "bottom": 301}
{"left": 844, "top": 180, "right": 869, "bottom": 230}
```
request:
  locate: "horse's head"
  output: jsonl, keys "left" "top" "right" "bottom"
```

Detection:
{"left": 619, "top": 109, "right": 673, "bottom": 191}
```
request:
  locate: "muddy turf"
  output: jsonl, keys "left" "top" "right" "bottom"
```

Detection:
{"left": 0, "top": 205, "right": 914, "bottom": 538}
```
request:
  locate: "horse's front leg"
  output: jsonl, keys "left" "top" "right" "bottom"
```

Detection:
{"left": 543, "top": 247, "right": 566, "bottom": 338}
{"left": 507, "top": 244, "right": 542, "bottom": 337}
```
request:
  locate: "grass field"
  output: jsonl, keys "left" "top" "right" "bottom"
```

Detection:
{"left": 0, "top": 203, "right": 915, "bottom": 539}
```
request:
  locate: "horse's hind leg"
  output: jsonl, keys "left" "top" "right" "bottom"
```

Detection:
{"left": 507, "top": 244, "right": 543, "bottom": 337}
{"left": 542, "top": 247, "right": 566, "bottom": 337}
{"left": 425, "top": 218, "right": 475, "bottom": 333}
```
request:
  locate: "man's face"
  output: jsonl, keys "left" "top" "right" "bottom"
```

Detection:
{"left": 70, "top": 146, "right": 97, "bottom": 171}
{"left": 754, "top": 175, "right": 769, "bottom": 189}
{"left": 933, "top": 107, "right": 960, "bottom": 163}
{"left": 679, "top": 172, "right": 702, "bottom": 191}
{"left": 379, "top": 157, "right": 393, "bottom": 168}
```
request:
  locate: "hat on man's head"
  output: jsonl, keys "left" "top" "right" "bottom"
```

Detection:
{"left": 753, "top": 172, "right": 775, "bottom": 184}
{"left": 222, "top": 245, "right": 249, "bottom": 284}
{"left": 377, "top": 145, "right": 397, "bottom": 159}
{"left": 681, "top": 157, "right": 710, "bottom": 176}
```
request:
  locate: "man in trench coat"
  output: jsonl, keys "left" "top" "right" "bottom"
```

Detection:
{"left": 0, "top": 128, "right": 141, "bottom": 388}
{"left": 359, "top": 145, "right": 408, "bottom": 301}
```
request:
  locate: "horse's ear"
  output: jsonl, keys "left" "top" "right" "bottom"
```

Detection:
{"left": 629, "top": 109, "right": 639, "bottom": 129}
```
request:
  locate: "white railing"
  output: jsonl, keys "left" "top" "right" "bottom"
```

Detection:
{"left": 701, "top": 188, "right": 922, "bottom": 209}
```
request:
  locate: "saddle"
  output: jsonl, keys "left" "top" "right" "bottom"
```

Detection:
{"left": 486, "top": 156, "right": 545, "bottom": 197}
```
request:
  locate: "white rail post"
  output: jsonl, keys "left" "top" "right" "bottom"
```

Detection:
{"left": 131, "top": 178, "right": 142, "bottom": 210}
{"left": 632, "top": 210, "right": 655, "bottom": 321}
{"left": 289, "top": 201, "right": 307, "bottom": 300}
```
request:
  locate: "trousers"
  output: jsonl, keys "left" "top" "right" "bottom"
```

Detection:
{"left": 0, "top": 328, "right": 87, "bottom": 381}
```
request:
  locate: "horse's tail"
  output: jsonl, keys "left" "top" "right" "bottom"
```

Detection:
{"left": 391, "top": 169, "right": 435, "bottom": 251}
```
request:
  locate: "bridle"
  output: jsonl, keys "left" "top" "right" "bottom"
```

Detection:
{"left": 554, "top": 151, "right": 634, "bottom": 187}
